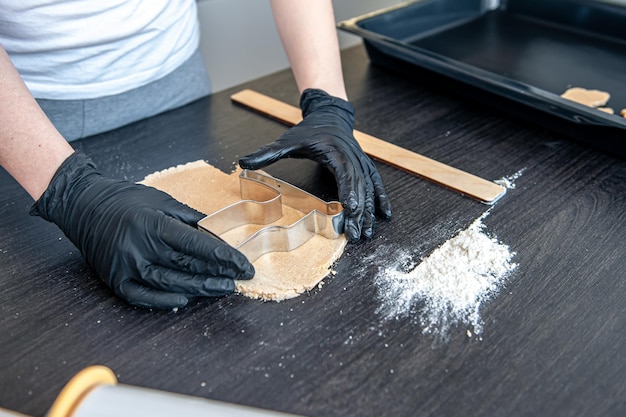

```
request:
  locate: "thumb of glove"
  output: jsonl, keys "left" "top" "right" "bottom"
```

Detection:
{"left": 239, "top": 139, "right": 301, "bottom": 170}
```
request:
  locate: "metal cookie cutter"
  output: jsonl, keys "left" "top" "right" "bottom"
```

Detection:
{"left": 198, "top": 170, "right": 344, "bottom": 262}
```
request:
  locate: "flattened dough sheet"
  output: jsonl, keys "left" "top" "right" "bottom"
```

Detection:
{"left": 141, "top": 161, "right": 347, "bottom": 301}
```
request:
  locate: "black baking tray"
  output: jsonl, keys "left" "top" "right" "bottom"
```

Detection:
{"left": 338, "top": 0, "right": 626, "bottom": 158}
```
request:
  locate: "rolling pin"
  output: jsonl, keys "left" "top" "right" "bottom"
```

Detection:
{"left": 26, "top": 366, "right": 303, "bottom": 417}
{"left": 231, "top": 89, "right": 506, "bottom": 204}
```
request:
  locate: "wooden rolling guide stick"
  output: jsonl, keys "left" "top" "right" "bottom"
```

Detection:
{"left": 231, "top": 89, "right": 506, "bottom": 204}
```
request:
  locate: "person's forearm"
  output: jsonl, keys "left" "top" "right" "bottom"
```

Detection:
{"left": 0, "top": 45, "right": 74, "bottom": 200}
{"left": 270, "top": 0, "right": 347, "bottom": 100}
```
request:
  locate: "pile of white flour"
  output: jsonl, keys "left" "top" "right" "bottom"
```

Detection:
{"left": 374, "top": 171, "right": 522, "bottom": 340}
{"left": 375, "top": 212, "right": 517, "bottom": 339}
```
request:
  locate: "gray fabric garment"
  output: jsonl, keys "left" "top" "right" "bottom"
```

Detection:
{"left": 36, "top": 49, "right": 211, "bottom": 141}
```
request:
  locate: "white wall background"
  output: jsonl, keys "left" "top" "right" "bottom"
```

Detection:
{"left": 197, "top": 0, "right": 403, "bottom": 92}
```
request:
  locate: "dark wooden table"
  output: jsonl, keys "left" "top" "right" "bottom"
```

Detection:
{"left": 1, "top": 45, "right": 624, "bottom": 417}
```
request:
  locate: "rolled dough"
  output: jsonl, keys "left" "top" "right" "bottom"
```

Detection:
{"left": 140, "top": 161, "right": 347, "bottom": 301}
{"left": 560, "top": 87, "right": 610, "bottom": 108}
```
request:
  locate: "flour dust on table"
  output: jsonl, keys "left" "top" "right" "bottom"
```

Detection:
{"left": 372, "top": 171, "right": 522, "bottom": 341}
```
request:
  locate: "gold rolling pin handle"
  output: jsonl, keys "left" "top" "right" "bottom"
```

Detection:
{"left": 230, "top": 89, "right": 506, "bottom": 204}
{"left": 47, "top": 366, "right": 117, "bottom": 417}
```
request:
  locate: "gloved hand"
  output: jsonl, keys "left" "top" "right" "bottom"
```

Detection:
{"left": 31, "top": 152, "right": 254, "bottom": 309}
{"left": 239, "top": 88, "right": 392, "bottom": 242}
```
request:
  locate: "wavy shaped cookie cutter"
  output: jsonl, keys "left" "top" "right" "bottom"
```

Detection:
{"left": 198, "top": 170, "right": 344, "bottom": 262}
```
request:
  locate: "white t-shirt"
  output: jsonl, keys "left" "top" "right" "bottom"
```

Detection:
{"left": 0, "top": 0, "right": 199, "bottom": 100}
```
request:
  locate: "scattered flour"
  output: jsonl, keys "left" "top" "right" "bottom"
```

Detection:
{"left": 494, "top": 168, "right": 525, "bottom": 190}
{"left": 375, "top": 171, "right": 522, "bottom": 341}
{"left": 376, "top": 211, "right": 517, "bottom": 339}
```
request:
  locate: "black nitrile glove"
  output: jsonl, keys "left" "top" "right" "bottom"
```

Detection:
{"left": 239, "top": 88, "right": 392, "bottom": 242}
{"left": 31, "top": 152, "right": 254, "bottom": 309}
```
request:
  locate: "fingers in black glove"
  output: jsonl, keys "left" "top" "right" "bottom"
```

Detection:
{"left": 239, "top": 88, "right": 392, "bottom": 242}
{"left": 31, "top": 152, "right": 254, "bottom": 309}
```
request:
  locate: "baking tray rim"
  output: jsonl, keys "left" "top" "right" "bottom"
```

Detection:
{"left": 337, "top": 2, "right": 626, "bottom": 129}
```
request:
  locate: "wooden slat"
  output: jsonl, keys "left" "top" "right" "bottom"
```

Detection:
{"left": 231, "top": 89, "right": 506, "bottom": 204}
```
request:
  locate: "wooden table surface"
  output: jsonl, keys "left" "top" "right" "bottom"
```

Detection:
{"left": 1, "top": 45, "right": 624, "bottom": 417}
